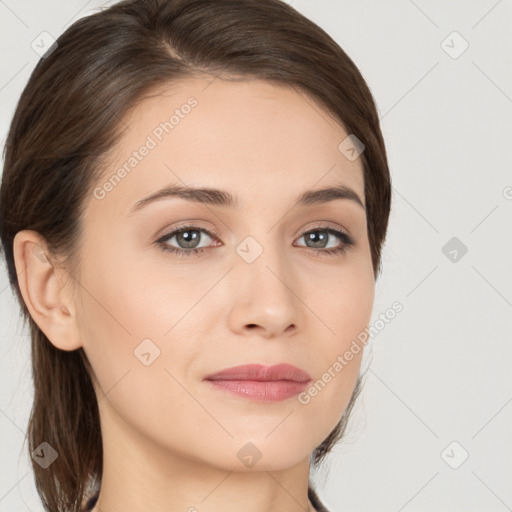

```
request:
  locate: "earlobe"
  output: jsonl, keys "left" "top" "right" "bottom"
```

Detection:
{"left": 13, "top": 230, "right": 83, "bottom": 351}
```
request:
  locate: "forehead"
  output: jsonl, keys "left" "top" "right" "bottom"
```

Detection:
{"left": 90, "top": 76, "right": 365, "bottom": 216}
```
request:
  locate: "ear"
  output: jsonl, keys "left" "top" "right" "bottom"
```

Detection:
{"left": 13, "top": 230, "right": 82, "bottom": 351}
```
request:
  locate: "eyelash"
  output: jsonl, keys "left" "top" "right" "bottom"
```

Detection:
{"left": 156, "top": 224, "right": 355, "bottom": 258}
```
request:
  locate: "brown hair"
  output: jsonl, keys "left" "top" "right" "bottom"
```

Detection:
{"left": 0, "top": 0, "right": 391, "bottom": 510}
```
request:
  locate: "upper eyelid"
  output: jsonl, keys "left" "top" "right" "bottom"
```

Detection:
{"left": 157, "top": 225, "right": 218, "bottom": 241}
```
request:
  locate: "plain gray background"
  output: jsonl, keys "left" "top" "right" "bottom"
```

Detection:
{"left": 1, "top": 0, "right": 512, "bottom": 511}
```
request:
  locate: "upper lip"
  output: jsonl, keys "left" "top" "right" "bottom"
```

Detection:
{"left": 204, "top": 363, "right": 312, "bottom": 383}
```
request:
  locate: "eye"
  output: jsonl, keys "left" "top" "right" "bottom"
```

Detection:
{"left": 294, "top": 227, "right": 355, "bottom": 257}
{"left": 155, "top": 224, "right": 355, "bottom": 258}
{"left": 156, "top": 225, "right": 218, "bottom": 258}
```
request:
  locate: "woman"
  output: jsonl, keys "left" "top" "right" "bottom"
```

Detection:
{"left": 0, "top": 0, "right": 391, "bottom": 510}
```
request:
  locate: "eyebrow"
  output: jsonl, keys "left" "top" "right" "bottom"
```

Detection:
{"left": 127, "top": 182, "right": 365, "bottom": 217}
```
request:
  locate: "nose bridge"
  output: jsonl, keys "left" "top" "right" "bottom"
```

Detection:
{"left": 236, "top": 229, "right": 290, "bottom": 290}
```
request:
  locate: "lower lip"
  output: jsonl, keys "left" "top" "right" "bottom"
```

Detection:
{"left": 205, "top": 379, "right": 310, "bottom": 402}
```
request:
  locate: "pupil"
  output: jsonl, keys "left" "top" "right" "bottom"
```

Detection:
{"left": 308, "top": 232, "right": 327, "bottom": 248}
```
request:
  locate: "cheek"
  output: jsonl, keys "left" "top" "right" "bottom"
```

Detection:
{"left": 314, "top": 260, "right": 375, "bottom": 350}
{"left": 297, "top": 262, "right": 373, "bottom": 427}
{"left": 75, "top": 272, "right": 195, "bottom": 441}
{"left": 75, "top": 243, "right": 203, "bottom": 400}
{"left": 74, "top": 250, "right": 161, "bottom": 394}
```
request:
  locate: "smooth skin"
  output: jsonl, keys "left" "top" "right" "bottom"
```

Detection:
{"left": 13, "top": 75, "right": 375, "bottom": 512}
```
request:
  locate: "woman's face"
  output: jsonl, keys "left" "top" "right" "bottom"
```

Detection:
{"left": 74, "top": 76, "right": 374, "bottom": 471}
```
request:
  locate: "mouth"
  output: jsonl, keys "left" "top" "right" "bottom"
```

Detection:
{"left": 203, "top": 363, "right": 312, "bottom": 402}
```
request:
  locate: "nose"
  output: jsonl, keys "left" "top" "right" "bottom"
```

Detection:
{"left": 226, "top": 242, "right": 303, "bottom": 339}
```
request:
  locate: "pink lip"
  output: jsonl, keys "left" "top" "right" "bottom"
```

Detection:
{"left": 204, "top": 364, "right": 312, "bottom": 402}
{"left": 204, "top": 363, "right": 311, "bottom": 382}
